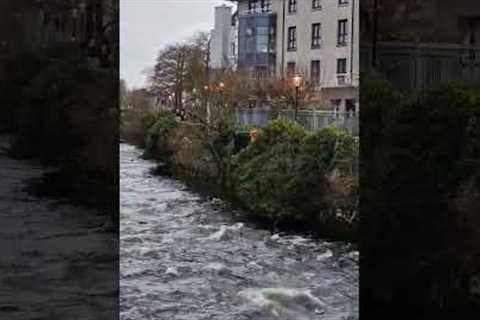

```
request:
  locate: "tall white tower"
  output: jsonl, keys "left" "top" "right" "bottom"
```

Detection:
{"left": 211, "top": 5, "right": 235, "bottom": 70}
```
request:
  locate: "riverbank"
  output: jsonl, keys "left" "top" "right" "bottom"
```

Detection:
{"left": 123, "top": 113, "right": 359, "bottom": 243}
{"left": 1, "top": 135, "right": 117, "bottom": 217}
{"left": 0, "top": 51, "right": 117, "bottom": 213}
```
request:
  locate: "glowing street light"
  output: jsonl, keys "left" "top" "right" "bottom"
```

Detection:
{"left": 293, "top": 74, "right": 302, "bottom": 88}
{"left": 293, "top": 74, "right": 302, "bottom": 121}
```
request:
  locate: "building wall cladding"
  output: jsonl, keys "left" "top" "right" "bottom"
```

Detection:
{"left": 279, "top": 0, "right": 359, "bottom": 87}
{"left": 237, "top": 0, "right": 359, "bottom": 110}
{"left": 237, "top": 12, "right": 277, "bottom": 74}
{"left": 211, "top": 5, "right": 234, "bottom": 69}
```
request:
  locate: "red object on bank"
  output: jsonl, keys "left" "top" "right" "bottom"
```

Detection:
{"left": 249, "top": 129, "right": 258, "bottom": 142}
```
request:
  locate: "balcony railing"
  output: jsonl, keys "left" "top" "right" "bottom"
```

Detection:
{"left": 235, "top": 108, "right": 359, "bottom": 136}
{"left": 240, "top": 8, "right": 273, "bottom": 16}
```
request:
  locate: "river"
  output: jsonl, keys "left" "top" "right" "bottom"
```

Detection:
{"left": 0, "top": 136, "right": 117, "bottom": 319}
{"left": 120, "top": 143, "right": 358, "bottom": 320}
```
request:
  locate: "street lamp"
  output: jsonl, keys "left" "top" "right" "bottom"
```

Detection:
{"left": 218, "top": 82, "right": 226, "bottom": 108}
{"left": 204, "top": 85, "right": 210, "bottom": 124}
{"left": 293, "top": 74, "right": 302, "bottom": 121}
{"left": 192, "top": 88, "right": 198, "bottom": 109}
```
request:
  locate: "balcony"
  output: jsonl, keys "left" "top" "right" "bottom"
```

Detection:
{"left": 239, "top": 7, "right": 273, "bottom": 16}
{"left": 337, "top": 74, "right": 351, "bottom": 86}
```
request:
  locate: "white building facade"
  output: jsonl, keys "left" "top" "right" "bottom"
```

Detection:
{"left": 210, "top": 5, "right": 238, "bottom": 70}
{"left": 236, "top": 0, "right": 359, "bottom": 112}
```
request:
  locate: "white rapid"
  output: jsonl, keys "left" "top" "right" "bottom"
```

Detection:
{"left": 120, "top": 144, "right": 358, "bottom": 320}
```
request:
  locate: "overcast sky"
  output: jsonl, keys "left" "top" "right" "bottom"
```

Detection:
{"left": 120, "top": 0, "right": 236, "bottom": 89}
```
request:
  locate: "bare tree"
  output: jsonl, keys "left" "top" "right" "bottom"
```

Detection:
{"left": 149, "top": 32, "right": 210, "bottom": 115}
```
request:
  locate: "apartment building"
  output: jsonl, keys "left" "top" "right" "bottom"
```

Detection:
{"left": 236, "top": 0, "right": 359, "bottom": 112}
{"left": 210, "top": 5, "right": 238, "bottom": 70}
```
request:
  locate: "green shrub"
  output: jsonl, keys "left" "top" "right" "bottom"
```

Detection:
{"left": 142, "top": 111, "right": 178, "bottom": 160}
{"left": 233, "top": 120, "right": 358, "bottom": 232}
{"left": 361, "top": 77, "right": 480, "bottom": 309}
{"left": 4, "top": 56, "right": 117, "bottom": 207}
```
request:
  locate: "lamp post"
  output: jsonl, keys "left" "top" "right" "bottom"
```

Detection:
{"left": 219, "top": 81, "right": 225, "bottom": 109}
{"left": 204, "top": 85, "right": 210, "bottom": 124}
{"left": 191, "top": 88, "right": 198, "bottom": 113}
{"left": 293, "top": 74, "right": 302, "bottom": 122}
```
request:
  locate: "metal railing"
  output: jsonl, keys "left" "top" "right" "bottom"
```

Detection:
{"left": 235, "top": 108, "right": 359, "bottom": 136}
{"left": 361, "top": 42, "right": 480, "bottom": 90}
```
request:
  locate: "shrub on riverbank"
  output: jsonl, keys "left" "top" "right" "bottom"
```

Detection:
{"left": 361, "top": 74, "right": 480, "bottom": 314}
{"left": 143, "top": 113, "right": 359, "bottom": 241}
{"left": 1, "top": 52, "right": 117, "bottom": 209}
{"left": 142, "top": 111, "right": 178, "bottom": 160}
{"left": 234, "top": 120, "right": 358, "bottom": 238}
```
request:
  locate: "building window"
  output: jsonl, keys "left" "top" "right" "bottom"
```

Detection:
{"left": 312, "top": 0, "right": 321, "bottom": 10}
{"left": 337, "top": 58, "right": 347, "bottom": 74}
{"left": 331, "top": 99, "right": 342, "bottom": 112}
{"left": 248, "top": 0, "right": 258, "bottom": 13}
{"left": 268, "top": 25, "right": 276, "bottom": 52}
{"left": 288, "top": 0, "right": 297, "bottom": 14}
{"left": 338, "top": 0, "right": 349, "bottom": 6}
{"left": 337, "top": 19, "right": 348, "bottom": 46}
{"left": 257, "top": 35, "right": 269, "bottom": 53}
{"left": 287, "top": 62, "right": 296, "bottom": 78}
{"left": 288, "top": 26, "right": 296, "bottom": 50}
{"left": 261, "top": 0, "right": 271, "bottom": 12}
{"left": 311, "top": 23, "right": 321, "bottom": 48}
{"left": 311, "top": 60, "right": 321, "bottom": 85}
{"left": 256, "top": 66, "right": 268, "bottom": 78}
{"left": 346, "top": 99, "right": 356, "bottom": 116}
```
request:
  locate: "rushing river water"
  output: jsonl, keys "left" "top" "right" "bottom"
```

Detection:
{"left": 120, "top": 144, "right": 358, "bottom": 320}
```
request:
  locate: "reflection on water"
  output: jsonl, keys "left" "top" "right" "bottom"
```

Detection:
{"left": 120, "top": 144, "right": 358, "bottom": 320}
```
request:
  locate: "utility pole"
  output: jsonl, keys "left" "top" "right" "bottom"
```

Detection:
{"left": 281, "top": 0, "right": 286, "bottom": 79}
{"left": 205, "top": 36, "right": 211, "bottom": 124}
{"left": 351, "top": 0, "right": 355, "bottom": 75}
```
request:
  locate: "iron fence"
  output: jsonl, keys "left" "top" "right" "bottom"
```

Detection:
{"left": 235, "top": 108, "right": 359, "bottom": 136}
{"left": 361, "top": 42, "right": 480, "bottom": 91}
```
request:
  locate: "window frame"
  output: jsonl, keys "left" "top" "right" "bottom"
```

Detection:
{"left": 311, "top": 23, "right": 321, "bottom": 49}
{"left": 287, "top": 62, "right": 296, "bottom": 78}
{"left": 287, "top": 26, "right": 297, "bottom": 51}
{"left": 312, "top": 0, "right": 322, "bottom": 10}
{"left": 288, "top": 0, "right": 297, "bottom": 14}
{"left": 337, "top": 19, "right": 348, "bottom": 46}
{"left": 261, "top": 0, "right": 271, "bottom": 12}
{"left": 311, "top": 60, "right": 321, "bottom": 85}
{"left": 337, "top": 58, "right": 347, "bottom": 74}
{"left": 248, "top": 0, "right": 258, "bottom": 13}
